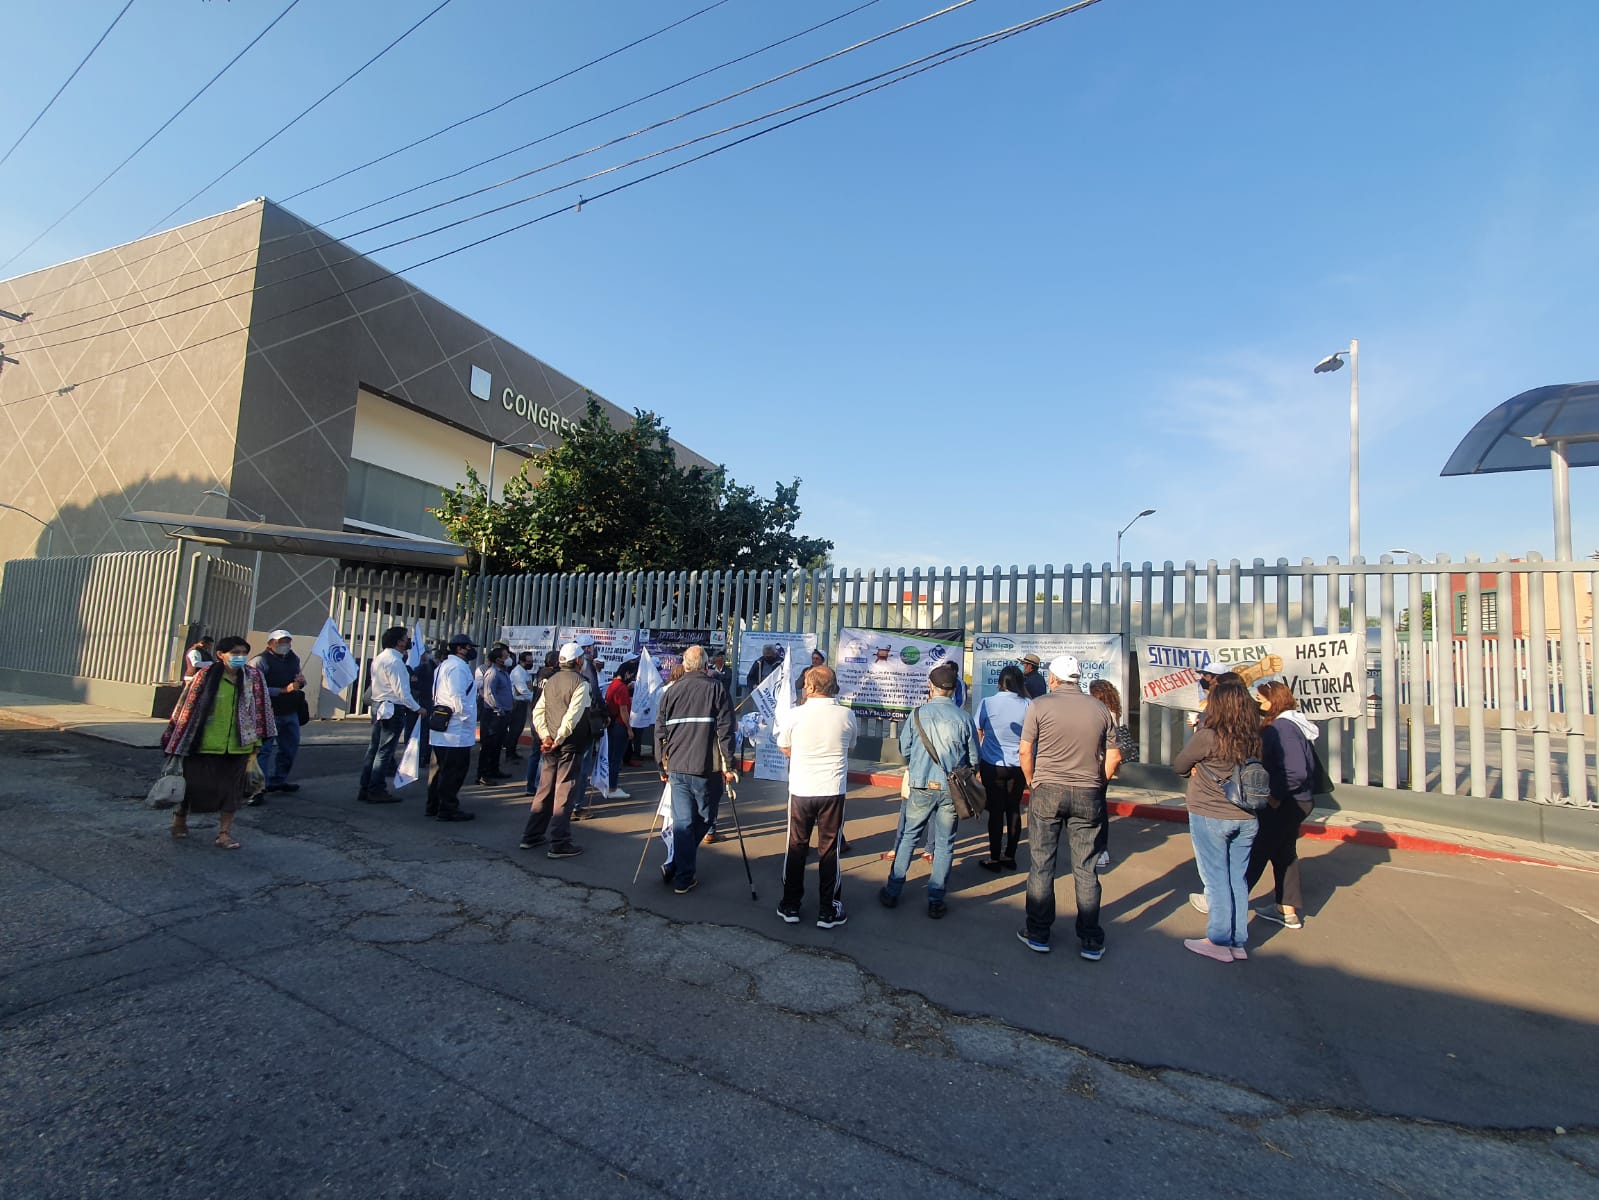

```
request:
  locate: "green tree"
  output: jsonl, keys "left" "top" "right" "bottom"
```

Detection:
{"left": 433, "top": 397, "right": 832, "bottom": 575}
{"left": 1398, "top": 591, "right": 1434, "bottom": 634}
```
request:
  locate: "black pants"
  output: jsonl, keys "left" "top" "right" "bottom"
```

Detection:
{"left": 476, "top": 708, "right": 506, "bottom": 780}
{"left": 426, "top": 746, "right": 471, "bottom": 817}
{"left": 979, "top": 761, "right": 1025, "bottom": 860}
{"left": 781, "top": 793, "right": 845, "bottom": 918}
{"left": 1245, "top": 798, "right": 1311, "bottom": 908}
{"left": 1024, "top": 782, "right": 1106, "bottom": 947}
{"left": 506, "top": 700, "right": 529, "bottom": 758}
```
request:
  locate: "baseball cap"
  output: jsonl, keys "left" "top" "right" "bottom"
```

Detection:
{"left": 1197, "top": 661, "right": 1228, "bottom": 676}
{"left": 267, "top": 628, "right": 292, "bottom": 642}
{"left": 447, "top": 632, "right": 476, "bottom": 648}
{"left": 576, "top": 633, "right": 596, "bottom": 647}
{"left": 928, "top": 662, "right": 960, "bottom": 690}
{"left": 1048, "top": 654, "right": 1081, "bottom": 680}
{"left": 1020, "top": 652, "right": 1042, "bottom": 667}
{"left": 559, "top": 641, "right": 583, "bottom": 662}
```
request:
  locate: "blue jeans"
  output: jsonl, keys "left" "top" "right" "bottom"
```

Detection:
{"left": 263, "top": 715, "right": 301, "bottom": 787}
{"left": 575, "top": 744, "right": 596, "bottom": 811}
{"left": 1024, "top": 782, "right": 1106, "bottom": 947}
{"left": 524, "top": 740, "right": 544, "bottom": 794}
{"left": 668, "top": 772, "right": 724, "bottom": 888}
{"left": 606, "top": 722, "right": 628, "bottom": 790}
{"left": 358, "top": 712, "right": 408, "bottom": 794}
{"left": 1189, "top": 812, "right": 1259, "bottom": 947}
{"left": 884, "top": 787, "right": 957, "bottom": 903}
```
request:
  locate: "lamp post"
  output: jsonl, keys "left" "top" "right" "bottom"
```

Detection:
{"left": 200, "top": 487, "right": 264, "bottom": 633}
{"left": 1313, "top": 340, "right": 1361, "bottom": 566}
{"left": 1115, "top": 508, "right": 1156, "bottom": 567}
{"left": 0, "top": 502, "right": 52, "bottom": 556}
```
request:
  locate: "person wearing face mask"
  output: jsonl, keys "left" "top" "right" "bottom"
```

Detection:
{"left": 475, "top": 643, "right": 514, "bottom": 785}
{"left": 427, "top": 633, "right": 480, "bottom": 822}
{"left": 357, "top": 625, "right": 420, "bottom": 804}
{"left": 159, "top": 636, "right": 276, "bottom": 849}
{"left": 250, "top": 630, "right": 308, "bottom": 796}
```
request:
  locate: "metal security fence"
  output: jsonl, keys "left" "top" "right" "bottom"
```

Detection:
{"left": 332, "top": 555, "right": 1597, "bottom": 807}
{"left": 0, "top": 550, "right": 180, "bottom": 684}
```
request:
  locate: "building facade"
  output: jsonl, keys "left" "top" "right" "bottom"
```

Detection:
{"left": 0, "top": 198, "right": 703, "bottom": 633}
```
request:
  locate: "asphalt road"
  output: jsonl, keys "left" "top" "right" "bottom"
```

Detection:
{"left": 2, "top": 721, "right": 1596, "bottom": 1199}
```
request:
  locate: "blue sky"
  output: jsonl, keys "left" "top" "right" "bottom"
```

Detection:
{"left": 3, "top": 0, "right": 1597, "bottom": 570}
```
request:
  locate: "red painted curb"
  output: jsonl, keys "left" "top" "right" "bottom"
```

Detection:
{"left": 842, "top": 769, "right": 1575, "bottom": 870}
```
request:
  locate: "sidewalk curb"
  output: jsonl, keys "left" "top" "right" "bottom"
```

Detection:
{"left": 843, "top": 768, "right": 1579, "bottom": 870}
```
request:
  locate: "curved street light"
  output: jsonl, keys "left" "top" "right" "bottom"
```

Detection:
{"left": 1116, "top": 508, "right": 1157, "bottom": 567}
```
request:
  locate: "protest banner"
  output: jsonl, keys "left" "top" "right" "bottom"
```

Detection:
{"left": 642, "top": 628, "right": 726, "bottom": 675}
{"left": 970, "top": 633, "right": 1125, "bottom": 704}
{"left": 310, "top": 618, "right": 359, "bottom": 692}
{"left": 736, "top": 631, "right": 816, "bottom": 687}
{"left": 1133, "top": 634, "right": 1365, "bottom": 719}
{"left": 557, "top": 627, "right": 639, "bottom": 690}
{"left": 500, "top": 625, "right": 557, "bottom": 658}
{"left": 749, "top": 645, "right": 794, "bottom": 783}
{"left": 835, "top": 628, "right": 963, "bottom": 721}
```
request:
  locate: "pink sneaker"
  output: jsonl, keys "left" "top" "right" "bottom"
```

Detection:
{"left": 1230, "top": 946, "right": 1248, "bottom": 961}
{"left": 1183, "top": 938, "right": 1234, "bottom": 963}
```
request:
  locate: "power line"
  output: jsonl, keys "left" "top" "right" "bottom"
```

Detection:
{"left": 11, "top": 0, "right": 961, "bottom": 348}
{"left": 137, "top": 0, "right": 458, "bottom": 238}
{"left": 283, "top": 0, "right": 738, "bottom": 205}
{"left": 1, "top": 0, "right": 1108, "bottom": 402}
{"left": 0, "top": 0, "right": 304, "bottom": 275}
{"left": 0, "top": 0, "right": 137, "bottom": 171}
{"left": 1, "top": 0, "right": 800, "bottom": 318}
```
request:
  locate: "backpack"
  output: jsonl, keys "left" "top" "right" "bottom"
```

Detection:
{"left": 1202, "top": 759, "right": 1272, "bottom": 815}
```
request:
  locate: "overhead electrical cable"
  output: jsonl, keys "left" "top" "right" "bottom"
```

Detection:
{"left": 283, "top": 0, "right": 738, "bottom": 204}
{"left": 0, "top": 0, "right": 137, "bottom": 171}
{"left": 11, "top": 0, "right": 966, "bottom": 347}
{"left": 1, "top": 0, "right": 1108, "bottom": 401}
{"left": 0, "top": 0, "right": 304, "bottom": 275}
{"left": 136, "top": 0, "right": 457, "bottom": 238}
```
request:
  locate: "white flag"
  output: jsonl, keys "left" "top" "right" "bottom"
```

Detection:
{"left": 750, "top": 646, "right": 790, "bottom": 732}
{"left": 630, "top": 647, "right": 663, "bottom": 728}
{"left": 394, "top": 731, "right": 421, "bottom": 789}
{"left": 310, "top": 617, "right": 359, "bottom": 692}
{"left": 774, "top": 644, "right": 796, "bottom": 738}
{"left": 406, "top": 622, "right": 423, "bottom": 669}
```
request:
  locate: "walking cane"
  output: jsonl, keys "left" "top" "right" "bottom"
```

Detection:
{"left": 632, "top": 804, "right": 663, "bottom": 885}
{"left": 724, "top": 780, "right": 758, "bottom": 901}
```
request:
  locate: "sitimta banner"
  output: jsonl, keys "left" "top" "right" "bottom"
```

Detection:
{"left": 1133, "top": 634, "right": 1365, "bottom": 719}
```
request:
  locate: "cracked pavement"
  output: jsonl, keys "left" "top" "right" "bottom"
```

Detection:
{"left": 1, "top": 724, "right": 1596, "bottom": 1198}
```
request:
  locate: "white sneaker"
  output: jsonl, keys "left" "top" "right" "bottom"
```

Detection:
{"left": 1188, "top": 892, "right": 1210, "bottom": 915}
{"left": 605, "top": 788, "right": 630, "bottom": 800}
{"left": 1095, "top": 850, "right": 1111, "bottom": 871}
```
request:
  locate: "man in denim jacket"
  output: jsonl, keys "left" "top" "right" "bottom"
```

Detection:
{"left": 880, "top": 661, "right": 978, "bottom": 919}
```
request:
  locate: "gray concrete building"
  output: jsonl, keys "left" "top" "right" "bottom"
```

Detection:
{"left": 0, "top": 198, "right": 702, "bottom": 632}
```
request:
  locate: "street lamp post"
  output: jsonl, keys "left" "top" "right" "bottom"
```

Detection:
{"left": 1115, "top": 508, "right": 1156, "bottom": 567}
{"left": 0, "top": 502, "right": 52, "bottom": 557}
{"left": 1313, "top": 339, "right": 1361, "bottom": 566}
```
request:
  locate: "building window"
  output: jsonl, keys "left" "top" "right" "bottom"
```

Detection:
{"left": 345, "top": 460, "right": 450, "bottom": 540}
{"left": 1456, "top": 591, "right": 1498, "bottom": 635}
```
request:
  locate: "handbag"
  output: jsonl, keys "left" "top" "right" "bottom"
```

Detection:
{"left": 244, "top": 750, "right": 266, "bottom": 799}
{"left": 911, "top": 709, "right": 986, "bottom": 820}
{"left": 1115, "top": 723, "right": 1139, "bottom": 763}
{"left": 427, "top": 703, "right": 452, "bottom": 733}
{"left": 147, "top": 756, "right": 186, "bottom": 809}
{"left": 1200, "top": 759, "right": 1272, "bottom": 814}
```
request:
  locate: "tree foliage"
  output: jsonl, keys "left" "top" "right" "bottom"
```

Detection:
{"left": 433, "top": 398, "right": 833, "bottom": 575}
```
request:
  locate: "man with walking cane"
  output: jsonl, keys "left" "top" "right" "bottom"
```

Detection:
{"left": 654, "top": 645, "right": 737, "bottom": 896}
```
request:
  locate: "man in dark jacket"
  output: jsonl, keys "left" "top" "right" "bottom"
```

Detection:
{"left": 250, "top": 629, "right": 307, "bottom": 795}
{"left": 655, "top": 645, "right": 737, "bottom": 895}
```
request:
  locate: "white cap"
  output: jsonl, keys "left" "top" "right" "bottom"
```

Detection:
{"left": 267, "top": 629, "right": 292, "bottom": 642}
{"left": 576, "top": 633, "right": 596, "bottom": 647}
{"left": 1048, "top": 654, "right": 1081, "bottom": 680}
{"left": 559, "top": 641, "right": 583, "bottom": 662}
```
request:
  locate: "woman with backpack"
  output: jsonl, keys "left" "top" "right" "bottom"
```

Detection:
{"left": 1172, "top": 675, "right": 1261, "bottom": 962}
{"left": 1247, "top": 680, "right": 1319, "bottom": 930}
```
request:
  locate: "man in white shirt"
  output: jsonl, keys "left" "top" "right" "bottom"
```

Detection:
{"left": 428, "top": 633, "right": 480, "bottom": 822}
{"left": 358, "top": 626, "right": 421, "bottom": 804}
{"left": 507, "top": 651, "right": 536, "bottom": 765}
{"left": 775, "top": 665, "right": 858, "bottom": 929}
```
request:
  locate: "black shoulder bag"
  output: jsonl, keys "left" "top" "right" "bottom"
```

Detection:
{"left": 911, "top": 709, "right": 986, "bottom": 820}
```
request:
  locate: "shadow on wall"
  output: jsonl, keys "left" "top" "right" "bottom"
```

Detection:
{"left": 3, "top": 473, "right": 232, "bottom": 563}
